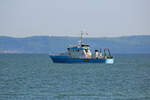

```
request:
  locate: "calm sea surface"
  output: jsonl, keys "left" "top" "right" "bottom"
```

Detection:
{"left": 0, "top": 54, "right": 150, "bottom": 100}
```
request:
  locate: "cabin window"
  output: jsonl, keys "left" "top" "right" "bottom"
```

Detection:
{"left": 67, "top": 48, "right": 70, "bottom": 51}
{"left": 85, "top": 49, "right": 88, "bottom": 53}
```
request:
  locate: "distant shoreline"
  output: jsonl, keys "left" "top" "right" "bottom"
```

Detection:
{"left": 0, "top": 35, "right": 150, "bottom": 54}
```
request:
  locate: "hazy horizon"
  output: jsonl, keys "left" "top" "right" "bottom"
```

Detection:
{"left": 0, "top": 34, "right": 150, "bottom": 39}
{"left": 0, "top": 32, "right": 150, "bottom": 38}
{"left": 0, "top": 34, "right": 150, "bottom": 38}
{"left": 1, "top": 0, "right": 150, "bottom": 37}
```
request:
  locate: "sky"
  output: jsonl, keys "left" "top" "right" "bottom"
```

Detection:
{"left": 0, "top": 0, "right": 150, "bottom": 37}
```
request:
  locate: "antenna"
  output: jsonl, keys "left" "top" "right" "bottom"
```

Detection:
{"left": 79, "top": 31, "right": 89, "bottom": 46}
{"left": 80, "top": 31, "right": 84, "bottom": 46}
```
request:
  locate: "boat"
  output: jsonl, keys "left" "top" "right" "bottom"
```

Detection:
{"left": 49, "top": 32, "right": 114, "bottom": 64}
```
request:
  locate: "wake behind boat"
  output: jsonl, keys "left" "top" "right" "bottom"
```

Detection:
{"left": 49, "top": 32, "right": 114, "bottom": 64}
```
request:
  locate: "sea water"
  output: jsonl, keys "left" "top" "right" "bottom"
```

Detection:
{"left": 0, "top": 54, "right": 150, "bottom": 100}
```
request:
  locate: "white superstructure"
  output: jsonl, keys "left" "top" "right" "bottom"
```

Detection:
{"left": 68, "top": 44, "right": 92, "bottom": 58}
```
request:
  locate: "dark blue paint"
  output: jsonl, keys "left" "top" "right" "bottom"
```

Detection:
{"left": 50, "top": 55, "right": 106, "bottom": 63}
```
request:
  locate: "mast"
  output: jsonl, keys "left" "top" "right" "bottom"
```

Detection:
{"left": 79, "top": 31, "right": 88, "bottom": 46}
{"left": 80, "top": 31, "right": 84, "bottom": 46}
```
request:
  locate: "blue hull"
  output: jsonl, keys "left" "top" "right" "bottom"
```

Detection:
{"left": 50, "top": 55, "right": 114, "bottom": 64}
